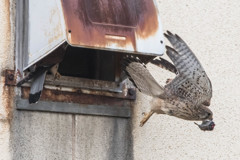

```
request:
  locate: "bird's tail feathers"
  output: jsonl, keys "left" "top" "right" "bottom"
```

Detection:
{"left": 29, "top": 70, "right": 47, "bottom": 104}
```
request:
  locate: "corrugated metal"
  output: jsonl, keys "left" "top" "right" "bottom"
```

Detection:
{"left": 61, "top": 0, "right": 164, "bottom": 55}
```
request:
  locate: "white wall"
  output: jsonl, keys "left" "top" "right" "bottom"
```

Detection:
{"left": 132, "top": 0, "right": 240, "bottom": 159}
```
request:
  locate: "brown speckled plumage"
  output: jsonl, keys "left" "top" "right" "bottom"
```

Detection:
{"left": 124, "top": 31, "right": 213, "bottom": 128}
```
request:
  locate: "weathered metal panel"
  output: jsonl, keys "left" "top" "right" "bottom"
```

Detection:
{"left": 25, "top": 0, "right": 164, "bottom": 70}
{"left": 16, "top": 97, "right": 131, "bottom": 118}
{"left": 61, "top": 0, "right": 164, "bottom": 56}
{"left": 15, "top": 0, "right": 29, "bottom": 73}
{"left": 26, "top": 0, "right": 66, "bottom": 70}
{"left": 21, "top": 87, "right": 134, "bottom": 104}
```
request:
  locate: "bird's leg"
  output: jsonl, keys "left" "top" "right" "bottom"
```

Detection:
{"left": 54, "top": 72, "right": 61, "bottom": 79}
{"left": 140, "top": 111, "right": 154, "bottom": 127}
{"left": 50, "top": 64, "right": 61, "bottom": 79}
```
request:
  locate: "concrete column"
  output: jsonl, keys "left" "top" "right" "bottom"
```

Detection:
{"left": 0, "top": 0, "right": 15, "bottom": 159}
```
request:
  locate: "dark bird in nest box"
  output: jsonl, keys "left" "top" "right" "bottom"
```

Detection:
{"left": 17, "top": 44, "right": 67, "bottom": 104}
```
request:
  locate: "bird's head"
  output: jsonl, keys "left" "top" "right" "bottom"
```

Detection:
{"left": 194, "top": 105, "right": 215, "bottom": 131}
{"left": 197, "top": 105, "right": 213, "bottom": 121}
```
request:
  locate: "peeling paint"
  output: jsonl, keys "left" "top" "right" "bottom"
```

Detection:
{"left": 21, "top": 87, "right": 134, "bottom": 104}
{"left": 1, "top": 85, "right": 14, "bottom": 124}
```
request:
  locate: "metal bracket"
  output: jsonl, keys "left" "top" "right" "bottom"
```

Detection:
{"left": 5, "top": 70, "right": 16, "bottom": 86}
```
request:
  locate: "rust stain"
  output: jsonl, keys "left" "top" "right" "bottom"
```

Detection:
{"left": 61, "top": 0, "right": 159, "bottom": 51}
{"left": 0, "top": 0, "right": 14, "bottom": 133}
{"left": 21, "top": 87, "right": 133, "bottom": 106}
{"left": 136, "top": 0, "right": 159, "bottom": 38}
{"left": 5, "top": 70, "right": 16, "bottom": 86}
{"left": 46, "top": 24, "right": 63, "bottom": 45}
{"left": 44, "top": 7, "right": 64, "bottom": 45}
{"left": 1, "top": 85, "right": 14, "bottom": 124}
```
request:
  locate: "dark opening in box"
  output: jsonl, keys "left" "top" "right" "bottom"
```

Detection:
{"left": 58, "top": 46, "right": 121, "bottom": 82}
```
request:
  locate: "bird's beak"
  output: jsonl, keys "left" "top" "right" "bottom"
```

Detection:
{"left": 194, "top": 122, "right": 199, "bottom": 126}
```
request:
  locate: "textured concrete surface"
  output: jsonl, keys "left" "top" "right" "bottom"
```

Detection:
{"left": 0, "top": 0, "right": 15, "bottom": 159}
{"left": 10, "top": 112, "right": 132, "bottom": 160}
{"left": 132, "top": 0, "right": 240, "bottom": 159}
{"left": 75, "top": 116, "right": 132, "bottom": 160}
{"left": 11, "top": 112, "right": 73, "bottom": 160}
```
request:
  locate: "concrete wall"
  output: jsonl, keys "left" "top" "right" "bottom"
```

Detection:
{"left": 0, "top": 0, "right": 15, "bottom": 159}
{"left": 132, "top": 0, "right": 240, "bottom": 159}
{"left": 11, "top": 113, "right": 132, "bottom": 160}
{"left": 1, "top": 0, "right": 240, "bottom": 160}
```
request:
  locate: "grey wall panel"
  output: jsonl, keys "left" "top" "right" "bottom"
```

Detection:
{"left": 75, "top": 115, "right": 133, "bottom": 160}
{"left": 11, "top": 111, "right": 73, "bottom": 160}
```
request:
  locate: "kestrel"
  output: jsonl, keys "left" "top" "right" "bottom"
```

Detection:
{"left": 123, "top": 31, "right": 214, "bottom": 131}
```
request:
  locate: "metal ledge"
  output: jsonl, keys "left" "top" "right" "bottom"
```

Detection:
{"left": 20, "top": 75, "right": 136, "bottom": 100}
{"left": 44, "top": 75, "right": 123, "bottom": 93}
{"left": 16, "top": 97, "right": 131, "bottom": 118}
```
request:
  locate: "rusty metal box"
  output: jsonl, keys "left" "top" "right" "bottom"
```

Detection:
{"left": 26, "top": 0, "right": 164, "bottom": 70}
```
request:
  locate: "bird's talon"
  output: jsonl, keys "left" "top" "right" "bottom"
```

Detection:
{"left": 166, "top": 78, "right": 172, "bottom": 84}
{"left": 140, "top": 118, "right": 146, "bottom": 127}
{"left": 54, "top": 72, "right": 61, "bottom": 80}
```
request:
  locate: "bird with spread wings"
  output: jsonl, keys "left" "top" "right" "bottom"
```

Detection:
{"left": 123, "top": 31, "right": 215, "bottom": 131}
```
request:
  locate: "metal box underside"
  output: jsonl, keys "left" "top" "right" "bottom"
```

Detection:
{"left": 26, "top": 0, "right": 164, "bottom": 70}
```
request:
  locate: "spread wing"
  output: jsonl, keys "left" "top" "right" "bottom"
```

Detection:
{"left": 164, "top": 31, "right": 212, "bottom": 105}
{"left": 123, "top": 56, "right": 164, "bottom": 97}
